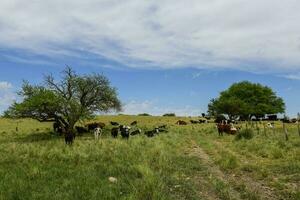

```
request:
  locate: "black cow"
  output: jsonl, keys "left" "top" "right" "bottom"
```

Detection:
{"left": 65, "top": 132, "right": 75, "bottom": 145}
{"left": 111, "top": 127, "right": 119, "bottom": 138}
{"left": 199, "top": 119, "right": 207, "bottom": 123}
{"left": 176, "top": 120, "right": 187, "bottom": 125}
{"left": 190, "top": 120, "right": 199, "bottom": 124}
{"left": 120, "top": 125, "right": 130, "bottom": 139}
{"left": 110, "top": 121, "right": 119, "bottom": 126}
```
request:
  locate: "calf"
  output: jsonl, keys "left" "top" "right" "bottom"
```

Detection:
{"left": 94, "top": 127, "right": 102, "bottom": 140}
{"left": 111, "top": 127, "right": 119, "bottom": 138}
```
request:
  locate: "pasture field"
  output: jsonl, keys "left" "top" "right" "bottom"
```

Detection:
{"left": 0, "top": 116, "right": 299, "bottom": 200}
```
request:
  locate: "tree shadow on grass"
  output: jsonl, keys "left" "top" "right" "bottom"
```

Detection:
{"left": 18, "top": 131, "right": 62, "bottom": 143}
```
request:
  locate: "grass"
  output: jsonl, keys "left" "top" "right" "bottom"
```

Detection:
{"left": 0, "top": 116, "right": 300, "bottom": 199}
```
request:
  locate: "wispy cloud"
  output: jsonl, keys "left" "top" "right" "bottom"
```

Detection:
{"left": 1, "top": 0, "right": 300, "bottom": 73}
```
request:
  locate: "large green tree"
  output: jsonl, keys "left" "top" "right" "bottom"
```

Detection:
{"left": 208, "top": 81, "right": 285, "bottom": 120}
{"left": 4, "top": 67, "right": 121, "bottom": 135}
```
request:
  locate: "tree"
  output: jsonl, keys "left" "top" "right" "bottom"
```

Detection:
{"left": 4, "top": 67, "right": 121, "bottom": 138}
{"left": 208, "top": 81, "right": 285, "bottom": 120}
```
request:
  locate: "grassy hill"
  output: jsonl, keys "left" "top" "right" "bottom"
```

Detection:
{"left": 0, "top": 116, "right": 299, "bottom": 200}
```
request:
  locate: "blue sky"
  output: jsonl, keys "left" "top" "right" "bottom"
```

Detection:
{"left": 1, "top": 0, "right": 300, "bottom": 117}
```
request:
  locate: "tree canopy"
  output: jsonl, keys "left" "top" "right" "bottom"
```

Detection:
{"left": 4, "top": 67, "right": 121, "bottom": 133}
{"left": 208, "top": 81, "right": 285, "bottom": 120}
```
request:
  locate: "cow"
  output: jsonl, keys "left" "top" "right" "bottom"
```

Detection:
{"left": 86, "top": 122, "right": 105, "bottom": 131}
{"left": 217, "top": 123, "right": 239, "bottom": 136}
{"left": 111, "top": 127, "right": 119, "bottom": 138}
{"left": 120, "top": 125, "right": 131, "bottom": 139}
{"left": 65, "top": 132, "right": 75, "bottom": 145}
{"left": 94, "top": 127, "right": 102, "bottom": 140}
{"left": 110, "top": 121, "right": 119, "bottom": 126}
{"left": 176, "top": 120, "right": 187, "bottom": 125}
{"left": 130, "top": 121, "right": 138, "bottom": 126}
{"left": 130, "top": 128, "right": 142, "bottom": 136}
{"left": 145, "top": 128, "right": 159, "bottom": 137}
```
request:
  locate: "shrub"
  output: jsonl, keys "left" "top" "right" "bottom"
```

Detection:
{"left": 138, "top": 113, "right": 151, "bottom": 116}
{"left": 162, "top": 113, "right": 176, "bottom": 117}
{"left": 235, "top": 129, "right": 254, "bottom": 140}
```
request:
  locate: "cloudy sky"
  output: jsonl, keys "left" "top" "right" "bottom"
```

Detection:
{"left": 1, "top": 0, "right": 300, "bottom": 116}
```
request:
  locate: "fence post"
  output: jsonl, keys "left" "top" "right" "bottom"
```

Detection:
{"left": 263, "top": 122, "right": 266, "bottom": 136}
{"left": 297, "top": 113, "right": 300, "bottom": 137}
{"left": 282, "top": 121, "right": 289, "bottom": 141}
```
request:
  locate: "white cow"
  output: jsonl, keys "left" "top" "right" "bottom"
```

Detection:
{"left": 267, "top": 123, "right": 274, "bottom": 128}
{"left": 94, "top": 127, "right": 102, "bottom": 140}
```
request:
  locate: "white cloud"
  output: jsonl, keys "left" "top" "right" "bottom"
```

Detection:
{"left": 1, "top": 0, "right": 300, "bottom": 72}
{"left": 0, "top": 81, "right": 16, "bottom": 113}
{"left": 0, "top": 81, "right": 12, "bottom": 90}
{"left": 121, "top": 100, "right": 202, "bottom": 116}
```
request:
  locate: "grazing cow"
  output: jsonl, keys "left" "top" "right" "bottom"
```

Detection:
{"left": 75, "top": 126, "right": 88, "bottom": 134}
{"left": 94, "top": 127, "right": 102, "bottom": 140}
{"left": 65, "top": 132, "right": 75, "bottom": 145}
{"left": 86, "top": 122, "right": 105, "bottom": 131}
{"left": 111, "top": 127, "right": 119, "bottom": 138}
{"left": 130, "top": 121, "right": 138, "bottom": 126}
{"left": 190, "top": 120, "right": 199, "bottom": 124}
{"left": 145, "top": 128, "right": 159, "bottom": 137}
{"left": 176, "top": 120, "right": 187, "bottom": 125}
{"left": 110, "top": 121, "right": 119, "bottom": 126}
{"left": 130, "top": 128, "right": 142, "bottom": 136}
{"left": 120, "top": 125, "right": 131, "bottom": 139}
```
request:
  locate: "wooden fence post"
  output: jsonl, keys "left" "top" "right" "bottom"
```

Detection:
{"left": 263, "top": 122, "right": 266, "bottom": 136}
{"left": 282, "top": 121, "right": 289, "bottom": 141}
{"left": 297, "top": 113, "right": 300, "bottom": 137}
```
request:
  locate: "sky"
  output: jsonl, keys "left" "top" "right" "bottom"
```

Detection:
{"left": 0, "top": 0, "right": 300, "bottom": 117}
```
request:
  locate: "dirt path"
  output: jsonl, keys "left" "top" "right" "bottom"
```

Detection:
{"left": 212, "top": 140, "right": 279, "bottom": 200}
{"left": 188, "top": 140, "right": 242, "bottom": 200}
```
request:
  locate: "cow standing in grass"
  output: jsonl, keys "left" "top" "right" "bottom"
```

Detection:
{"left": 94, "top": 127, "right": 102, "bottom": 140}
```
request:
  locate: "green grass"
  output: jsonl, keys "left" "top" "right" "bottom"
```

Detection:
{"left": 0, "top": 116, "right": 300, "bottom": 199}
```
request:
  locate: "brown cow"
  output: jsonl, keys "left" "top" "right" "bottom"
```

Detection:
{"left": 217, "top": 123, "right": 238, "bottom": 136}
{"left": 176, "top": 120, "right": 187, "bottom": 125}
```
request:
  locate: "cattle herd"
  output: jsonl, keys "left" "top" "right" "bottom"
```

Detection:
{"left": 54, "top": 120, "right": 169, "bottom": 145}
{"left": 55, "top": 116, "right": 295, "bottom": 145}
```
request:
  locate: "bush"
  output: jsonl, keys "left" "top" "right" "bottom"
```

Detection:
{"left": 162, "top": 113, "right": 176, "bottom": 117}
{"left": 138, "top": 113, "right": 151, "bottom": 116}
{"left": 235, "top": 129, "right": 254, "bottom": 140}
